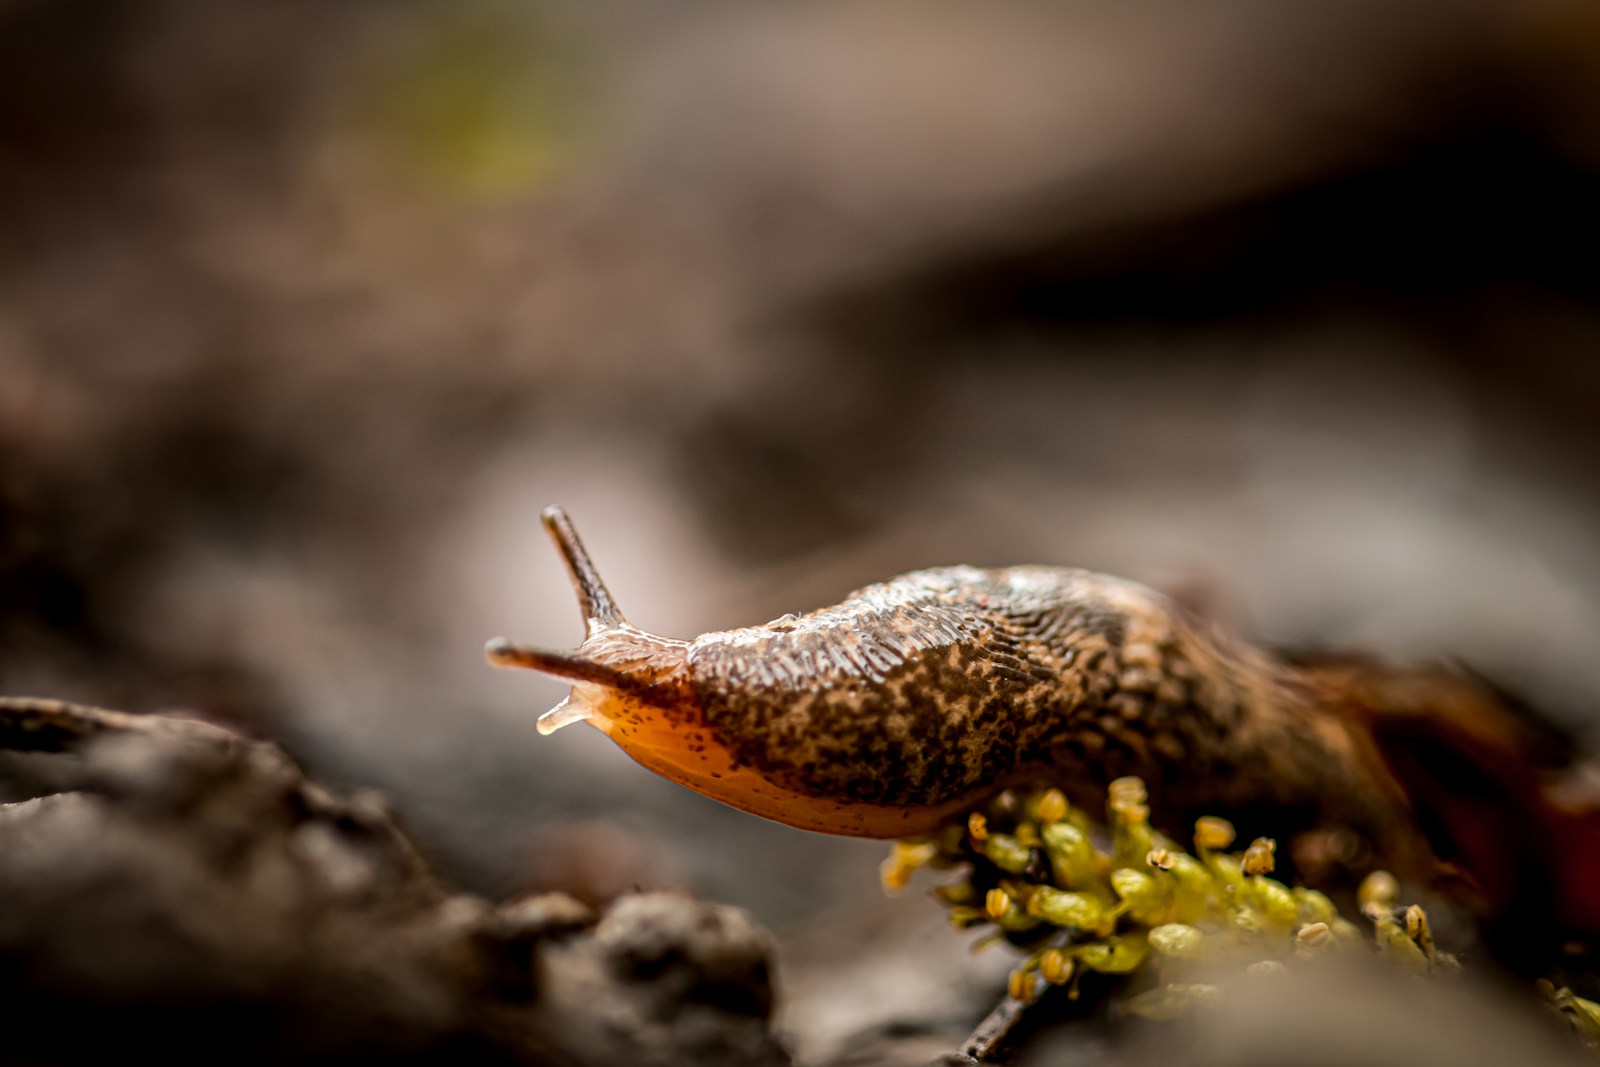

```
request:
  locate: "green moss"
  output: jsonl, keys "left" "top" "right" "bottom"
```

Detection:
{"left": 880, "top": 777, "right": 1460, "bottom": 1014}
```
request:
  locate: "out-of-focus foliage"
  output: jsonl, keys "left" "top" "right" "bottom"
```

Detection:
{"left": 363, "top": 8, "right": 600, "bottom": 197}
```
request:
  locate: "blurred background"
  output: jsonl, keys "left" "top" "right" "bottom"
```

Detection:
{"left": 2, "top": 0, "right": 1600, "bottom": 1057}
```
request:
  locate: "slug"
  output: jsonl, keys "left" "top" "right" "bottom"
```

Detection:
{"left": 485, "top": 507, "right": 1429, "bottom": 854}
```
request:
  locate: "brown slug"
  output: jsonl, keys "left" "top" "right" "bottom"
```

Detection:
{"left": 485, "top": 507, "right": 1421, "bottom": 851}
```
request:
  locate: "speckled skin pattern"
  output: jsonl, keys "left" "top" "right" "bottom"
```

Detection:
{"left": 570, "top": 565, "right": 1408, "bottom": 845}
{"left": 694, "top": 572, "right": 1382, "bottom": 806}
{"left": 688, "top": 567, "right": 1126, "bottom": 807}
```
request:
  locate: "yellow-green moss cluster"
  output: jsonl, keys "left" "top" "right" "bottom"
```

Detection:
{"left": 1543, "top": 982, "right": 1600, "bottom": 1049}
{"left": 881, "top": 777, "right": 1458, "bottom": 1015}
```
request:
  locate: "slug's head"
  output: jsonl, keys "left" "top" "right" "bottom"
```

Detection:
{"left": 485, "top": 506, "right": 701, "bottom": 756}
{"left": 485, "top": 507, "right": 991, "bottom": 838}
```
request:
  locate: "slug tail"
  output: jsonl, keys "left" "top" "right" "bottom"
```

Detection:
{"left": 541, "top": 505, "right": 624, "bottom": 634}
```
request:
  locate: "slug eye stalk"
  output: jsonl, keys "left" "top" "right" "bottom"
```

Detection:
{"left": 484, "top": 639, "right": 637, "bottom": 692}
{"left": 539, "top": 505, "right": 624, "bottom": 635}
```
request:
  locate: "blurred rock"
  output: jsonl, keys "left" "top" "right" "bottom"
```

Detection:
{"left": 0, "top": 697, "right": 786, "bottom": 1067}
{"left": 1107, "top": 959, "right": 1591, "bottom": 1067}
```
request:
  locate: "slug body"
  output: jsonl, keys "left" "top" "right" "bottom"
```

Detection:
{"left": 488, "top": 508, "right": 1410, "bottom": 847}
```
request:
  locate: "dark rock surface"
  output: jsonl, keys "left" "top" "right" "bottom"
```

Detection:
{"left": 0, "top": 697, "right": 786, "bottom": 1067}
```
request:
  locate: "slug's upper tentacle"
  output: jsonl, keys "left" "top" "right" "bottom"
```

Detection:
{"left": 541, "top": 505, "right": 625, "bottom": 635}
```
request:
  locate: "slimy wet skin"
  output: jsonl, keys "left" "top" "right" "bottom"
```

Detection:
{"left": 486, "top": 506, "right": 1411, "bottom": 847}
